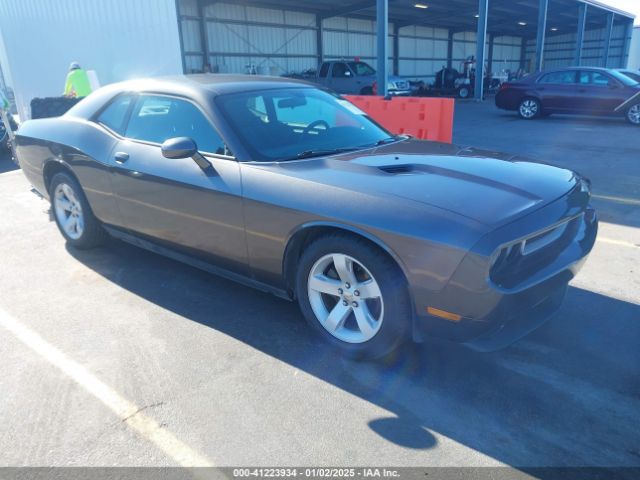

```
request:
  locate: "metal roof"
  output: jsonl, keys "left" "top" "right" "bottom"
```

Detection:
{"left": 217, "top": 0, "right": 635, "bottom": 37}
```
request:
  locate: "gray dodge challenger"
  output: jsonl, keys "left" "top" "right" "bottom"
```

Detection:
{"left": 16, "top": 75, "right": 597, "bottom": 359}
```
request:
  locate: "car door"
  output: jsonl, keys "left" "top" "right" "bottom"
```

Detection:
{"left": 577, "top": 70, "right": 627, "bottom": 114}
{"left": 329, "top": 62, "right": 357, "bottom": 94}
{"left": 109, "top": 94, "right": 248, "bottom": 274}
{"left": 534, "top": 70, "right": 580, "bottom": 112}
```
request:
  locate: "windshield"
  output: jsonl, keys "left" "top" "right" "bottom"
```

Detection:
{"left": 216, "top": 87, "right": 393, "bottom": 162}
{"left": 348, "top": 62, "right": 376, "bottom": 76}
{"left": 610, "top": 69, "right": 639, "bottom": 86}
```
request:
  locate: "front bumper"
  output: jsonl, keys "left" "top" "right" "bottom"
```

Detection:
{"left": 387, "top": 90, "right": 412, "bottom": 97}
{"left": 414, "top": 189, "right": 598, "bottom": 351}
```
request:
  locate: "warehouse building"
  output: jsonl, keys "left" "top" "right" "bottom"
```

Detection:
{"left": 0, "top": 0, "right": 635, "bottom": 120}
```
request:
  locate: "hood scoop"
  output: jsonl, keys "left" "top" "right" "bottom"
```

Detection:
{"left": 378, "top": 164, "right": 415, "bottom": 175}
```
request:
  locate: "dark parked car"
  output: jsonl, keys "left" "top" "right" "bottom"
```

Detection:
{"left": 15, "top": 75, "right": 597, "bottom": 359}
{"left": 617, "top": 68, "right": 640, "bottom": 83}
{"left": 495, "top": 67, "right": 640, "bottom": 125}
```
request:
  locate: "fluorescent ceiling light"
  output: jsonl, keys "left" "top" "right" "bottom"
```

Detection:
{"left": 474, "top": 14, "right": 479, "bottom": 18}
{"left": 551, "top": 27, "right": 558, "bottom": 31}
{"left": 414, "top": 3, "right": 428, "bottom": 8}
{"left": 518, "top": 21, "right": 527, "bottom": 26}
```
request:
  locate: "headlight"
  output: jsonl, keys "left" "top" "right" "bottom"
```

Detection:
{"left": 579, "top": 177, "right": 591, "bottom": 195}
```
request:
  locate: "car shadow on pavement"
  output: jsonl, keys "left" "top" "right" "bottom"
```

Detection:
{"left": 67, "top": 239, "right": 640, "bottom": 468}
{"left": 0, "top": 153, "right": 18, "bottom": 174}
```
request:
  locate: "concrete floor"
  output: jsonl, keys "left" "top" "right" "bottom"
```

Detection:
{"left": 0, "top": 102, "right": 639, "bottom": 471}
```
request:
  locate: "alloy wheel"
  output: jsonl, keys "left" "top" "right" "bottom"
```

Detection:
{"left": 53, "top": 183, "right": 84, "bottom": 240}
{"left": 520, "top": 99, "right": 539, "bottom": 119}
{"left": 628, "top": 104, "right": 640, "bottom": 125}
{"left": 307, "top": 253, "right": 384, "bottom": 344}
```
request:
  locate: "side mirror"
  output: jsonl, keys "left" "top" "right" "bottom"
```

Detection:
{"left": 161, "top": 137, "right": 198, "bottom": 159}
{"left": 161, "top": 137, "right": 212, "bottom": 171}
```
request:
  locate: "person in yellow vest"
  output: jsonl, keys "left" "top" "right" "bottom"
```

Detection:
{"left": 64, "top": 62, "right": 92, "bottom": 98}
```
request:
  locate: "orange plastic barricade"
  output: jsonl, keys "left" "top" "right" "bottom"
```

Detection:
{"left": 343, "top": 95, "right": 455, "bottom": 144}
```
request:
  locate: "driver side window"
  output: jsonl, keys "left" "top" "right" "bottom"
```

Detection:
{"left": 125, "top": 95, "right": 229, "bottom": 156}
{"left": 331, "top": 63, "right": 351, "bottom": 78}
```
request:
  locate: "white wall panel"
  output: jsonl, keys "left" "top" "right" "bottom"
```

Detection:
{"left": 0, "top": 0, "right": 183, "bottom": 120}
{"left": 629, "top": 27, "right": 640, "bottom": 70}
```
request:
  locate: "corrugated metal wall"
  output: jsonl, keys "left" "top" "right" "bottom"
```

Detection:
{"left": 491, "top": 36, "right": 524, "bottom": 74}
{"left": 179, "top": 0, "right": 318, "bottom": 75}
{"left": 178, "top": 0, "right": 523, "bottom": 81}
{"left": 398, "top": 25, "right": 449, "bottom": 79}
{"left": 525, "top": 24, "right": 629, "bottom": 69}
{"left": 323, "top": 16, "right": 392, "bottom": 65}
{"left": 0, "top": 0, "right": 184, "bottom": 120}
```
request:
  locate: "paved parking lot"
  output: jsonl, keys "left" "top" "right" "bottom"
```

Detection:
{"left": 1, "top": 102, "right": 639, "bottom": 470}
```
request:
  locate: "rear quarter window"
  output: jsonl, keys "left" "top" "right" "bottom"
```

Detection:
{"left": 96, "top": 95, "right": 134, "bottom": 135}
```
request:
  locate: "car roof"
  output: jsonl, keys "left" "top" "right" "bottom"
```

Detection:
{"left": 64, "top": 74, "right": 317, "bottom": 120}
{"left": 119, "top": 74, "right": 313, "bottom": 97}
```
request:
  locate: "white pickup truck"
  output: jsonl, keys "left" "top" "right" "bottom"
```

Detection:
{"left": 313, "top": 60, "right": 412, "bottom": 96}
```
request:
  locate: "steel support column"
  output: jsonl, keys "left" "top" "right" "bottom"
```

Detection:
{"left": 535, "top": 0, "right": 548, "bottom": 71}
{"left": 447, "top": 29, "right": 454, "bottom": 69}
{"left": 197, "top": 0, "right": 210, "bottom": 71}
{"left": 488, "top": 33, "right": 495, "bottom": 74}
{"left": 393, "top": 24, "right": 400, "bottom": 75}
{"left": 621, "top": 19, "right": 633, "bottom": 68}
{"left": 575, "top": 3, "right": 587, "bottom": 66}
{"left": 603, "top": 13, "right": 614, "bottom": 68}
{"left": 175, "top": 0, "right": 187, "bottom": 73}
{"left": 376, "top": 0, "right": 389, "bottom": 96}
{"left": 520, "top": 36, "right": 527, "bottom": 71}
{"left": 316, "top": 15, "right": 324, "bottom": 63}
{"left": 474, "top": 0, "right": 489, "bottom": 101}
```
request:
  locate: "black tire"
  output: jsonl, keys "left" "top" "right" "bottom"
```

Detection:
{"left": 457, "top": 86, "right": 471, "bottom": 99}
{"left": 518, "top": 97, "right": 542, "bottom": 120}
{"left": 49, "top": 172, "right": 107, "bottom": 249}
{"left": 360, "top": 86, "right": 374, "bottom": 96}
{"left": 626, "top": 103, "right": 640, "bottom": 126}
{"left": 295, "top": 233, "right": 412, "bottom": 360}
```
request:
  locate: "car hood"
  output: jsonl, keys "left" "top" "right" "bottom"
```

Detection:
{"left": 267, "top": 139, "right": 580, "bottom": 228}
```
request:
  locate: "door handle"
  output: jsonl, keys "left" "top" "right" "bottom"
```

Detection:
{"left": 114, "top": 152, "right": 129, "bottom": 163}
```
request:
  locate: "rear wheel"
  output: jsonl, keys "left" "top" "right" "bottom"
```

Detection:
{"left": 518, "top": 97, "right": 541, "bottom": 119}
{"left": 50, "top": 172, "right": 107, "bottom": 249}
{"left": 457, "top": 86, "right": 471, "bottom": 99}
{"left": 295, "top": 233, "right": 411, "bottom": 360}
{"left": 626, "top": 103, "right": 640, "bottom": 125}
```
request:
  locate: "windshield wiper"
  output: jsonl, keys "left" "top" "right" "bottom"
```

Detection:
{"left": 286, "top": 147, "right": 358, "bottom": 160}
{"left": 376, "top": 135, "right": 399, "bottom": 147}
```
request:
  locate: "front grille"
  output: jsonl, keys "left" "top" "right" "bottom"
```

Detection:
{"left": 490, "top": 216, "right": 581, "bottom": 289}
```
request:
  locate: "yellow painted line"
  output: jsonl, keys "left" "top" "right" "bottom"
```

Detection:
{"left": 0, "top": 307, "right": 213, "bottom": 468}
{"left": 592, "top": 194, "right": 640, "bottom": 207}
{"left": 597, "top": 237, "right": 639, "bottom": 248}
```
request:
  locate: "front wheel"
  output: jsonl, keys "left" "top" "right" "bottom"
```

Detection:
{"left": 295, "top": 233, "right": 411, "bottom": 360}
{"left": 50, "top": 172, "right": 107, "bottom": 249}
{"left": 626, "top": 103, "right": 640, "bottom": 125}
{"left": 518, "top": 98, "right": 541, "bottom": 119}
